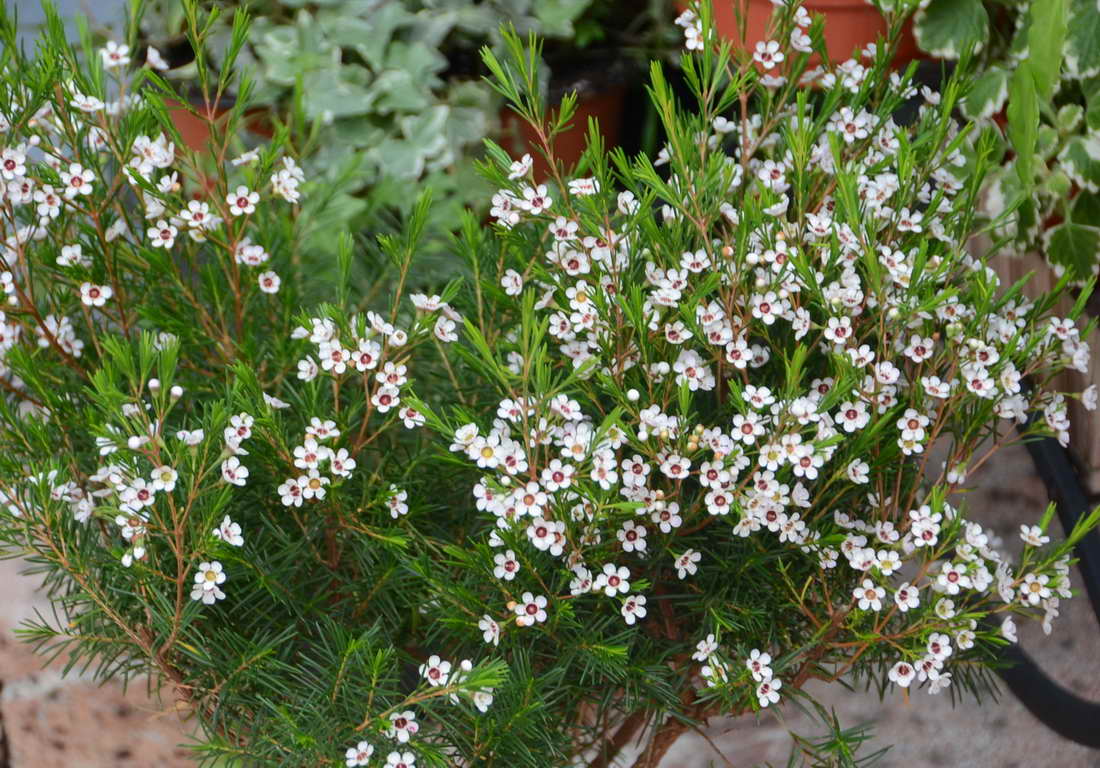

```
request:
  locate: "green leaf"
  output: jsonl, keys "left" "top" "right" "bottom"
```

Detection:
{"left": 1026, "top": 0, "right": 1067, "bottom": 102}
{"left": 914, "top": 0, "right": 988, "bottom": 59}
{"left": 1006, "top": 64, "right": 1039, "bottom": 189}
{"left": 1083, "top": 76, "right": 1100, "bottom": 130}
{"left": 1043, "top": 221, "right": 1100, "bottom": 280}
{"left": 1057, "top": 133, "right": 1100, "bottom": 191}
{"left": 301, "top": 68, "right": 376, "bottom": 119}
{"left": 1071, "top": 190, "right": 1100, "bottom": 223}
{"left": 1065, "top": 0, "right": 1100, "bottom": 78}
{"left": 961, "top": 66, "right": 1009, "bottom": 120}
{"left": 534, "top": 0, "right": 591, "bottom": 38}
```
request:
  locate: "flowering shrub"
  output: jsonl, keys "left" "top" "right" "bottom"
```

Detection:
{"left": 0, "top": 5, "right": 507, "bottom": 766}
{"left": 1, "top": 1, "right": 1099, "bottom": 767}
{"left": 404, "top": 5, "right": 1100, "bottom": 764}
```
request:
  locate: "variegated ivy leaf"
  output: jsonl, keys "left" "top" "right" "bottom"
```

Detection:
{"left": 1043, "top": 221, "right": 1100, "bottom": 281}
{"left": 980, "top": 167, "right": 1042, "bottom": 250}
{"left": 1085, "top": 77, "right": 1100, "bottom": 130}
{"left": 961, "top": 66, "right": 1009, "bottom": 120}
{"left": 1056, "top": 104, "right": 1085, "bottom": 134}
{"left": 1065, "top": 0, "right": 1100, "bottom": 78}
{"left": 914, "top": 0, "right": 988, "bottom": 59}
{"left": 1057, "top": 133, "right": 1100, "bottom": 191}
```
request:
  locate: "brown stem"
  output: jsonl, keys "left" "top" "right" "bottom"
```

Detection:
{"left": 590, "top": 710, "right": 647, "bottom": 768}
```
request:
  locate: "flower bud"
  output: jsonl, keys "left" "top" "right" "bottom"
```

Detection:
{"left": 170, "top": 385, "right": 184, "bottom": 400}
{"left": 147, "top": 378, "right": 160, "bottom": 393}
{"left": 627, "top": 388, "right": 640, "bottom": 402}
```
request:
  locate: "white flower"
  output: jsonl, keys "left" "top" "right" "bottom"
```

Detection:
{"left": 1020, "top": 573, "right": 1051, "bottom": 605}
{"left": 853, "top": 579, "right": 885, "bottom": 611}
{"left": 419, "top": 654, "right": 451, "bottom": 686}
{"left": 621, "top": 594, "right": 647, "bottom": 625}
{"left": 617, "top": 520, "right": 647, "bottom": 553}
{"left": 386, "top": 711, "right": 419, "bottom": 743}
{"left": 148, "top": 220, "right": 177, "bottom": 248}
{"left": 753, "top": 40, "right": 784, "bottom": 70}
{"left": 258, "top": 271, "right": 281, "bottom": 294}
{"left": 1001, "top": 616, "right": 1018, "bottom": 643}
{"left": 298, "top": 471, "right": 330, "bottom": 500}
{"left": 507, "top": 153, "right": 532, "bottom": 179}
{"left": 745, "top": 649, "right": 772, "bottom": 682}
{"left": 515, "top": 592, "right": 548, "bottom": 627}
{"left": 888, "top": 660, "right": 915, "bottom": 688}
{"left": 213, "top": 515, "right": 244, "bottom": 547}
{"left": 1083, "top": 385, "right": 1098, "bottom": 411}
{"left": 927, "top": 633, "right": 953, "bottom": 661}
{"left": 479, "top": 615, "right": 500, "bottom": 646}
{"left": 1019, "top": 524, "right": 1049, "bottom": 547}
{"left": 345, "top": 742, "right": 374, "bottom": 767}
{"left": 594, "top": 563, "right": 631, "bottom": 596}
{"left": 384, "top": 751, "right": 416, "bottom": 768}
{"left": 79, "top": 283, "right": 113, "bottom": 307}
{"left": 493, "top": 550, "right": 521, "bottom": 581}
{"left": 99, "top": 41, "right": 131, "bottom": 69}
{"left": 693, "top": 634, "right": 718, "bottom": 661}
{"left": 226, "top": 185, "right": 259, "bottom": 216}
{"left": 150, "top": 465, "right": 177, "bottom": 492}
{"left": 434, "top": 316, "right": 458, "bottom": 343}
{"left": 176, "top": 429, "right": 204, "bottom": 445}
{"left": 190, "top": 561, "right": 226, "bottom": 604}
{"left": 278, "top": 478, "right": 303, "bottom": 507}
{"left": 756, "top": 677, "right": 782, "bottom": 707}
{"left": 519, "top": 184, "right": 552, "bottom": 214}
{"left": 221, "top": 457, "right": 249, "bottom": 486}
{"left": 675, "top": 549, "right": 701, "bottom": 579}
{"left": 60, "top": 163, "right": 94, "bottom": 199}
{"left": 501, "top": 268, "right": 523, "bottom": 296}
{"left": 894, "top": 582, "right": 920, "bottom": 612}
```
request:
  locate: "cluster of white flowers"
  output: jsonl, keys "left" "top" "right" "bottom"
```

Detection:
{"left": 426, "top": 0, "right": 1096, "bottom": 720}
{"left": 276, "top": 418, "right": 356, "bottom": 507}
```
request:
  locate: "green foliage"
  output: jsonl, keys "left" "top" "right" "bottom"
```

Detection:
{"left": 0, "top": 1, "right": 1097, "bottom": 767}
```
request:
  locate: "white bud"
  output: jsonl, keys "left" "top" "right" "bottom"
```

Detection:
{"left": 638, "top": 429, "right": 649, "bottom": 441}
{"left": 126, "top": 436, "right": 144, "bottom": 450}
{"left": 170, "top": 385, "right": 184, "bottom": 400}
{"left": 147, "top": 378, "right": 160, "bottom": 392}
{"left": 746, "top": 252, "right": 759, "bottom": 265}
{"left": 500, "top": 476, "right": 511, "bottom": 486}
{"left": 887, "top": 307, "right": 899, "bottom": 319}
{"left": 627, "top": 388, "right": 640, "bottom": 402}
{"left": 755, "top": 277, "right": 766, "bottom": 289}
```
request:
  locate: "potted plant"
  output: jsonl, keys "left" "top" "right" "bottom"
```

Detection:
{"left": 0, "top": 2, "right": 1096, "bottom": 766}
{"left": 679, "top": 0, "right": 919, "bottom": 66}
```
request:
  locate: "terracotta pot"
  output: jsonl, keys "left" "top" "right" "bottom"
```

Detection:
{"left": 167, "top": 97, "right": 273, "bottom": 153}
{"left": 693, "top": 0, "right": 918, "bottom": 67}
{"left": 500, "top": 86, "right": 625, "bottom": 180}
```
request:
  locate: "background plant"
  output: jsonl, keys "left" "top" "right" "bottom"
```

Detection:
{"left": 134, "top": 0, "right": 673, "bottom": 293}
{"left": 913, "top": 0, "right": 1100, "bottom": 282}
